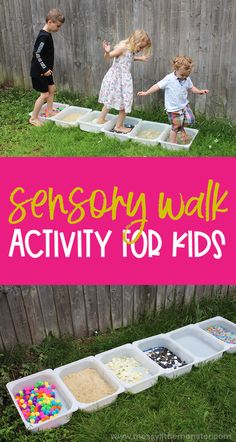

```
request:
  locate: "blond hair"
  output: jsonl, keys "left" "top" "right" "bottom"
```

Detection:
{"left": 118, "top": 29, "right": 151, "bottom": 55}
{"left": 172, "top": 55, "right": 193, "bottom": 74}
{"left": 46, "top": 8, "right": 65, "bottom": 23}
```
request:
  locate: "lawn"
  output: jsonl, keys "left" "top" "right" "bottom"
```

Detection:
{"left": 1, "top": 294, "right": 236, "bottom": 442}
{"left": 1, "top": 87, "right": 236, "bottom": 157}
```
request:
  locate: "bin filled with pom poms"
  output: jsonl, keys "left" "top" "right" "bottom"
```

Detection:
{"left": 6, "top": 369, "right": 77, "bottom": 432}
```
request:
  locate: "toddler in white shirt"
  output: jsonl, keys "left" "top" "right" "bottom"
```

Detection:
{"left": 138, "top": 56, "right": 209, "bottom": 144}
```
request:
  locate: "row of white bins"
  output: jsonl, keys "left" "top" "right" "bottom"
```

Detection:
{"left": 7, "top": 315, "right": 235, "bottom": 431}
{"left": 33, "top": 102, "right": 199, "bottom": 150}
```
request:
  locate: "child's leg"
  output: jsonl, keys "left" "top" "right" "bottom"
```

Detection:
{"left": 115, "top": 110, "right": 131, "bottom": 133}
{"left": 182, "top": 104, "right": 195, "bottom": 141}
{"left": 180, "top": 128, "right": 188, "bottom": 143}
{"left": 97, "top": 106, "right": 109, "bottom": 124}
{"left": 46, "top": 84, "right": 56, "bottom": 116}
{"left": 168, "top": 111, "right": 184, "bottom": 143}
{"left": 30, "top": 92, "right": 49, "bottom": 123}
{"left": 183, "top": 104, "right": 195, "bottom": 126}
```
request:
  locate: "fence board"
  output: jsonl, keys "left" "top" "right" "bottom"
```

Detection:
{"left": 0, "top": 0, "right": 7, "bottom": 83}
{"left": 110, "top": 285, "right": 123, "bottom": 329}
{"left": 52, "top": 286, "right": 74, "bottom": 336}
{"left": 188, "top": 0, "right": 201, "bottom": 112}
{"left": 122, "top": 285, "right": 134, "bottom": 327}
{"left": 37, "top": 285, "right": 60, "bottom": 338}
{"left": 175, "top": 285, "right": 185, "bottom": 308}
{"left": 5, "top": 286, "right": 32, "bottom": 345}
{"left": 228, "top": 285, "right": 236, "bottom": 296}
{"left": 227, "top": 1, "right": 236, "bottom": 121}
{"left": 18, "top": 0, "right": 35, "bottom": 88}
{"left": 165, "top": 285, "right": 176, "bottom": 309}
{"left": 13, "top": 0, "right": 28, "bottom": 88}
{"left": 156, "top": 285, "right": 166, "bottom": 311}
{"left": 194, "top": 0, "right": 209, "bottom": 114}
{"left": 133, "top": 285, "right": 146, "bottom": 320}
{"left": 1, "top": 1, "right": 14, "bottom": 84}
{"left": 184, "top": 285, "right": 195, "bottom": 305}
{"left": 144, "top": 285, "right": 156, "bottom": 315}
{"left": 21, "top": 286, "right": 46, "bottom": 344}
{"left": 68, "top": 285, "right": 88, "bottom": 337}
{"left": 0, "top": 287, "right": 17, "bottom": 348}
{"left": 96, "top": 286, "right": 111, "bottom": 332}
{"left": 214, "top": 1, "right": 228, "bottom": 117}
{"left": 195, "top": 285, "right": 206, "bottom": 302}
{"left": 0, "top": 333, "right": 4, "bottom": 351}
{"left": 213, "top": 285, "right": 228, "bottom": 298}
{"left": 83, "top": 285, "right": 99, "bottom": 335}
{"left": 203, "top": 285, "right": 214, "bottom": 298}
{"left": 206, "top": 0, "right": 224, "bottom": 118}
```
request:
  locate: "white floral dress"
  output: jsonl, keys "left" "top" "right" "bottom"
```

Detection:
{"left": 99, "top": 50, "right": 134, "bottom": 113}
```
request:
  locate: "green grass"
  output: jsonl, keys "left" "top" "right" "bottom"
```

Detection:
{"left": 1, "top": 87, "right": 236, "bottom": 157}
{"left": 1, "top": 295, "right": 236, "bottom": 441}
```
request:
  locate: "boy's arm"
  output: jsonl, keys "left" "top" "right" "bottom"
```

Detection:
{"left": 137, "top": 84, "right": 160, "bottom": 96}
{"left": 190, "top": 86, "right": 209, "bottom": 94}
{"left": 34, "top": 35, "right": 52, "bottom": 75}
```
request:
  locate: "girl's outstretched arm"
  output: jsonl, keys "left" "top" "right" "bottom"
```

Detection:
{"left": 134, "top": 55, "right": 150, "bottom": 62}
{"left": 102, "top": 40, "right": 125, "bottom": 60}
{"left": 137, "top": 84, "right": 160, "bottom": 96}
{"left": 190, "top": 86, "right": 209, "bottom": 94}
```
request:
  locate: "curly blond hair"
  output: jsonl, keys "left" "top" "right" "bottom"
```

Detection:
{"left": 172, "top": 56, "right": 193, "bottom": 74}
{"left": 118, "top": 29, "right": 152, "bottom": 55}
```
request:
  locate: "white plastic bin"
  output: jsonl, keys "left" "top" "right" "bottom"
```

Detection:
{"left": 95, "top": 344, "right": 161, "bottom": 394}
{"left": 79, "top": 110, "right": 117, "bottom": 133}
{"left": 52, "top": 106, "right": 92, "bottom": 128}
{"left": 29, "top": 102, "right": 69, "bottom": 121}
{"left": 6, "top": 369, "right": 77, "bottom": 432}
{"left": 196, "top": 316, "right": 236, "bottom": 354}
{"left": 133, "top": 334, "right": 195, "bottom": 378}
{"left": 101, "top": 116, "right": 142, "bottom": 142}
{"left": 54, "top": 356, "right": 124, "bottom": 412}
{"left": 128, "top": 121, "right": 170, "bottom": 146}
{"left": 168, "top": 324, "right": 226, "bottom": 365}
{"left": 158, "top": 127, "right": 199, "bottom": 150}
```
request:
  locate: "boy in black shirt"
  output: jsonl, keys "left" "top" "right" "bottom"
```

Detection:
{"left": 30, "top": 8, "right": 65, "bottom": 126}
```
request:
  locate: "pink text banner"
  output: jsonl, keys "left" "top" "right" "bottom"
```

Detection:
{"left": 0, "top": 157, "right": 235, "bottom": 284}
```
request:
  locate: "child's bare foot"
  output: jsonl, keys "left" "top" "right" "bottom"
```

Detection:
{"left": 169, "top": 130, "right": 177, "bottom": 143}
{"left": 46, "top": 109, "right": 58, "bottom": 117}
{"left": 29, "top": 118, "right": 43, "bottom": 127}
{"left": 97, "top": 118, "right": 107, "bottom": 124}
{"left": 114, "top": 126, "right": 131, "bottom": 134}
{"left": 181, "top": 131, "right": 188, "bottom": 143}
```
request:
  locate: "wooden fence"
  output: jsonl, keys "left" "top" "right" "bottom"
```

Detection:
{"left": 0, "top": 285, "right": 235, "bottom": 349}
{"left": 0, "top": 0, "right": 236, "bottom": 121}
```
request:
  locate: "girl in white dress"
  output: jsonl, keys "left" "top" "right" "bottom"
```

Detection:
{"left": 98, "top": 30, "right": 151, "bottom": 133}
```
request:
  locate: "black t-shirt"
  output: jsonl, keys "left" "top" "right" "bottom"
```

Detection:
{"left": 30, "top": 30, "right": 54, "bottom": 77}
